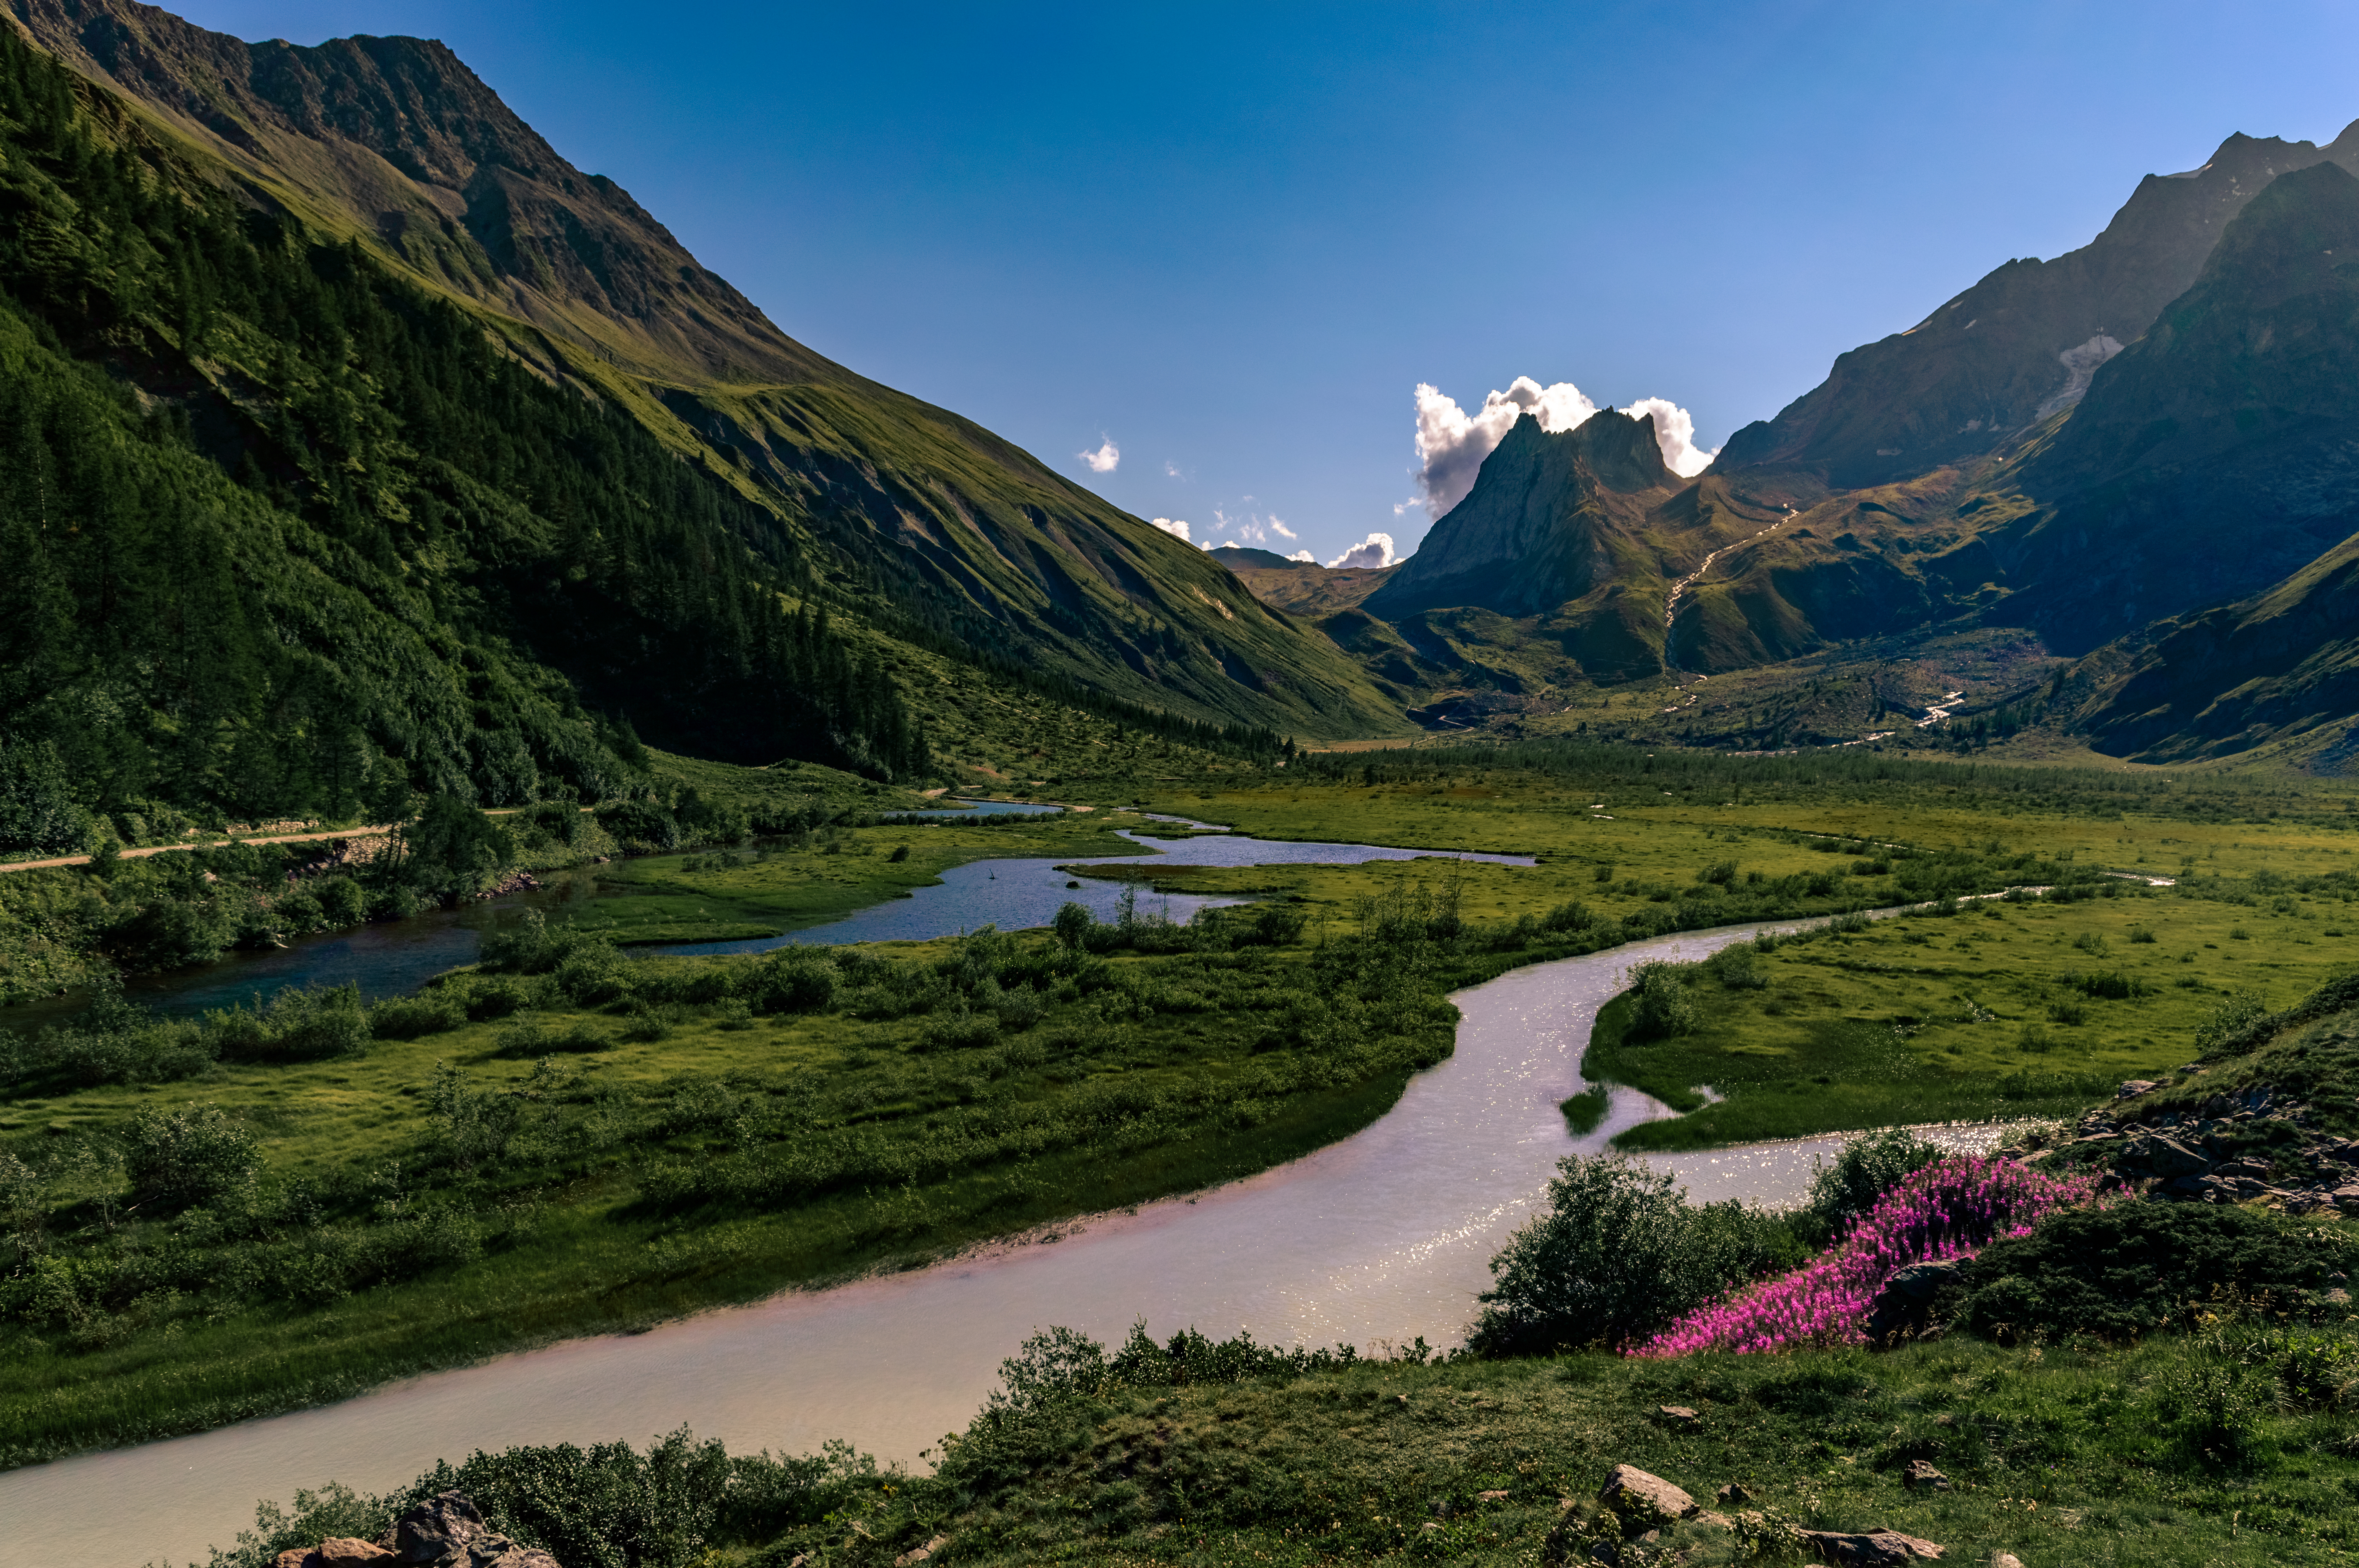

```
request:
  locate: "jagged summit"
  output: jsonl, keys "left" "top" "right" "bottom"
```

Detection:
{"left": 1365, "top": 409, "right": 1677, "bottom": 621}
{"left": 1716, "top": 124, "right": 2359, "bottom": 488}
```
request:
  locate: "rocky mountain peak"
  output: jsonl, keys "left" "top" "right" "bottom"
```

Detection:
{"left": 6, "top": 0, "right": 836, "bottom": 384}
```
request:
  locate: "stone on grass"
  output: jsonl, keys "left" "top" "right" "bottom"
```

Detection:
{"left": 1799, "top": 1526, "right": 1945, "bottom": 1563}
{"left": 1716, "top": 1481, "right": 1757, "bottom": 1505}
{"left": 893, "top": 1535, "right": 951, "bottom": 1566}
{"left": 1990, "top": 1554, "right": 2025, "bottom": 1568}
{"left": 1901, "top": 1459, "right": 1950, "bottom": 1491}
{"left": 1597, "top": 1464, "right": 1697, "bottom": 1526}
{"left": 393, "top": 1494, "right": 484, "bottom": 1564}
{"left": 1657, "top": 1404, "right": 1701, "bottom": 1426}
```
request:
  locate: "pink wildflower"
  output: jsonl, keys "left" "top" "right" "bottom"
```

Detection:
{"left": 1634, "top": 1154, "right": 2100, "bottom": 1357}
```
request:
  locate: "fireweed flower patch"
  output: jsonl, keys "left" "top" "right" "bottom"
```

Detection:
{"left": 1637, "top": 1155, "right": 2101, "bottom": 1356}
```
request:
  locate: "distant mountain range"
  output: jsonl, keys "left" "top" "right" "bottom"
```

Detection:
{"left": 1222, "top": 120, "right": 2359, "bottom": 768}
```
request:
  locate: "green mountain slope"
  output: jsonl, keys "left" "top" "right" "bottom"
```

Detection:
{"left": 4, "top": 0, "right": 1403, "bottom": 740}
{"left": 0, "top": 22, "right": 927, "bottom": 846}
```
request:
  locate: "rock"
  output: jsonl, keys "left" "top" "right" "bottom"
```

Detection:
{"left": 1694, "top": 1510, "right": 1734, "bottom": 1529}
{"left": 1799, "top": 1527, "right": 1946, "bottom": 1563}
{"left": 319, "top": 1542, "right": 397, "bottom": 1568}
{"left": 894, "top": 1536, "right": 951, "bottom": 1566}
{"left": 1597, "top": 1463, "right": 1697, "bottom": 1526}
{"left": 1477, "top": 1489, "right": 1512, "bottom": 1502}
{"left": 385, "top": 1493, "right": 556, "bottom": 1568}
{"left": 1716, "top": 1482, "right": 1757, "bottom": 1505}
{"left": 1901, "top": 1460, "right": 1949, "bottom": 1492}
{"left": 393, "top": 1493, "right": 485, "bottom": 1564}
{"left": 2117, "top": 1080, "right": 2158, "bottom": 1099}
{"left": 1865, "top": 1259, "right": 1965, "bottom": 1339}
{"left": 2132, "top": 1134, "right": 2210, "bottom": 1177}
{"left": 1657, "top": 1404, "right": 1701, "bottom": 1425}
{"left": 1991, "top": 1556, "right": 2024, "bottom": 1568}
{"left": 275, "top": 1552, "right": 320, "bottom": 1568}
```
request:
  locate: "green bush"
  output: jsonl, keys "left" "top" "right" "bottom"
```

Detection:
{"left": 1798, "top": 1126, "right": 1943, "bottom": 1243}
{"left": 123, "top": 1104, "right": 259, "bottom": 1207}
{"left": 1956, "top": 1204, "right": 2351, "bottom": 1341}
{"left": 1469, "top": 1154, "right": 1792, "bottom": 1354}
{"left": 398, "top": 1428, "right": 734, "bottom": 1568}
{"left": 916, "top": 1011, "right": 1001, "bottom": 1053}
{"left": 210, "top": 984, "right": 371, "bottom": 1062}
{"left": 371, "top": 989, "right": 467, "bottom": 1039}
{"left": 1628, "top": 961, "right": 1699, "bottom": 1038}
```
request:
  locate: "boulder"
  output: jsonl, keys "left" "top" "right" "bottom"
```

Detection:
{"left": 1716, "top": 1482, "right": 1758, "bottom": 1505}
{"left": 1657, "top": 1404, "right": 1701, "bottom": 1426}
{"left": 1900, "top": 1460, "right": 1949, "bottom": 1492}
{"left": 275, "top": 1553, "right": 320, "bottom": 1568}
{"left": 1991, "top": 1556, "right": 2024, "bottom": 1568}
{"left": 320, "top": 1542, "right": 397, "bottom": 1568}
{"left": 2136, "top": 1134, "right": 2210, "bottom": 1177}
{"left": 892, "top": 1536, "right": 950, "bottom": 1566}
{"left": 1865, "top": 1259, "right": 1965, "bottom": 1339}
{"left": 393, "top": 1494, "right": 484, "bottom": 1564}
{"left": 1799, "top": 1527, "right": 1946, "bottom": 1563}
{"left": 1597, "top": 1463, "right": 1697, "bottom": 1526}
{"left": 2116, "top": 1080, "right": 2158, "bottom": 1099}
{"left": 385, "top": 1493, "right": 557, "bottom": 1568}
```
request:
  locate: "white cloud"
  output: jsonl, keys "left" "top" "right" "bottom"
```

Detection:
{"left": 1211, "top": 505, "right": 1298, "bottom": 549}
{"left": 1327, "top": 532, "right": 1398, "bottom": 570}
{"left": 1163, "top": 460, "right": 1183, "bottom": 478}
{"left": 1619, "top": 397, "right": 1720, "bottom": 478}
{"left": 1079, "top": 438, "right": 1120, "bottom": 474}
{"left": 1285, "top": 549, "right": 1314, "bottom": 563}
{"left": 1405, "top": 377, "right": 1719, "bottom": 518}
{"left": 1148, "top": 516, "right": 1193, "bottom": 544}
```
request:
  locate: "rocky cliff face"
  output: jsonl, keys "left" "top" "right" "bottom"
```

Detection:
{"left": 1982, "top": 160, "right": 2359, "bottom": 653}
{"left": 1717, "top": 127, "right": 2359, "bottom": 488}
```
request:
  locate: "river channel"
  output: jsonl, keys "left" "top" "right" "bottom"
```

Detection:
{"left": 0, "top": 831, "right": 2000, "bottom": 1568}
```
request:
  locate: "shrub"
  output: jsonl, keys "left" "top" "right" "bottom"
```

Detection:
{"left": 211, "top": 984, "right": 371, "bottom": 1062}
{"left": 1469, "top": 1155, "right": 1789, "bottom": 1354}
{"left": 747, "top": 951, "right": 836, "bottom": 1014}
{"left": 1702, "top": 943, "right": 1766, "bottom": 990}
{"left": 916, "top": 1011, "right": 1001, "bottom": 1053}
{"left": 371, "top": 989, "right": 467, "bottom": 1040}
{"left": 1800, "top": 1127, "right": 1944, "bottom": 1241}
{"left": 396, "top": 1427, "right": 733, "bottom": 1568}
{"left": 1627, "top": 962, "right": 1698, "bottom": 1038}
{"left": 1639, "top": 1155, "right": 2099, "bottom": 1356}
{"left": 1954, "top": 1203, "right": 2349, "bottom": 1341}
{"left": 1540, "top": 899, "right": 1595, "bottom": 933}
{"left": 123, "top": 1104, "right": 259, "bottom": 1207}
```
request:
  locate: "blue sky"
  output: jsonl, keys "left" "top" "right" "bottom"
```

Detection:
{"left": 176, "top": 1, "right": 2359, "bottom": 566}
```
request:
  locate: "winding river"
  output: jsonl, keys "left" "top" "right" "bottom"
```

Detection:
{"left": 0, "top": 830, "right": 1999, "bottom": 1568}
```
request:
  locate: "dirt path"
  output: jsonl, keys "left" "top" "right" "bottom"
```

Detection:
{"left": 0, "top": 824, "right": 396, "bottom": 875}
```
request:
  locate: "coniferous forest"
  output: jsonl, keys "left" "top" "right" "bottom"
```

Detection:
{"left": 0, "top": 30, "right": 925, "bottom": 853}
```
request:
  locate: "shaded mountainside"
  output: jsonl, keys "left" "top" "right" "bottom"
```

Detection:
{"left": 4, "top": 0, "right": 1404, "bottom": 741}
{"left": 1717, "top": 126, "right": 2359, "bottom": 490}
{"left": 0, "top": 27, "right": 929, "bottom": 845}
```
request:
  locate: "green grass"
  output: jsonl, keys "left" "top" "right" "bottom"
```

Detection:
{"left": 766, "top": 1323, "right": 2359, "bottom": 1566}
{"left": 1586, "top": 890, "right": 2359, "bottom": 1149}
